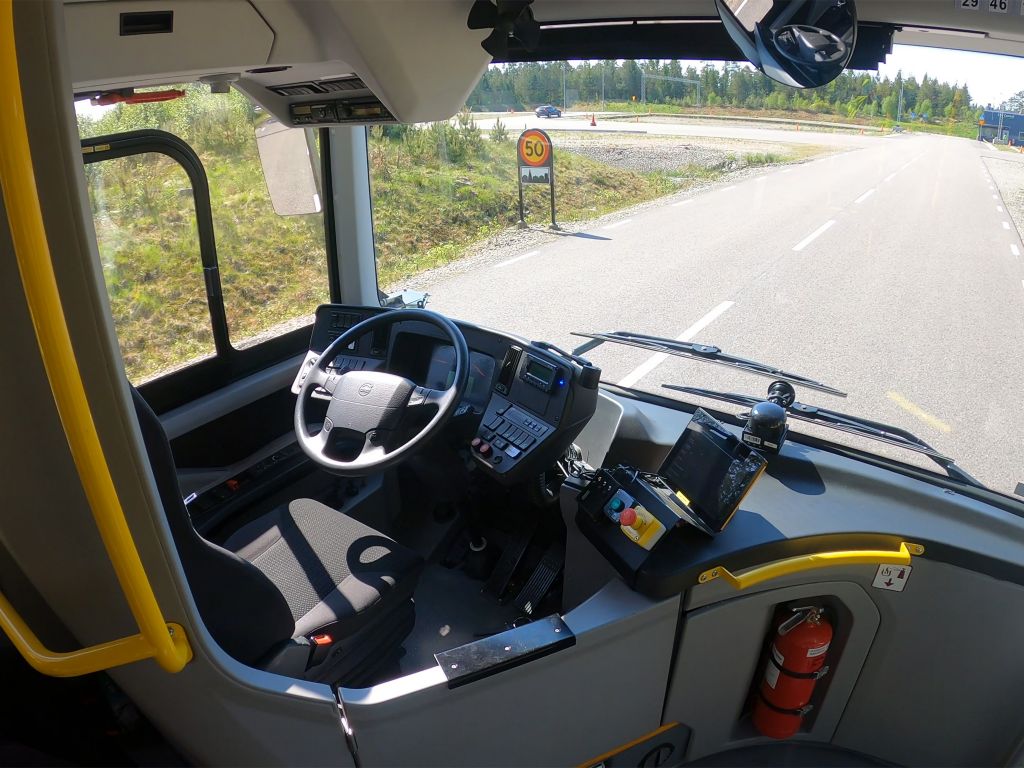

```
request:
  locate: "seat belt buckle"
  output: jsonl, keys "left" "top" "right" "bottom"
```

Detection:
{"left": 308, "top": 633, "right": 334, "bottom": 668}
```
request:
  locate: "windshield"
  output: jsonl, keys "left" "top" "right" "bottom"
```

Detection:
{"left": 368, "top": 52, "right": 1024, "bottom": 498}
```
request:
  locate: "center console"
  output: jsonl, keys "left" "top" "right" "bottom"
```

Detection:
{"left": 470, "top": 344, "right": 600, "bottom": 483}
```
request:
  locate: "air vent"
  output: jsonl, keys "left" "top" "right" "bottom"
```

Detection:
{"left": 318, "top": 77, "right": 368, "bottom": 93}
{"left": 120, "top": 10, "right": 173, "bottom": 36}
{"left": 271, "top": 83, "right": 320, "bottom": 97}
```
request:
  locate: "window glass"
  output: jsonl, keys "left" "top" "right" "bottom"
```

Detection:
{"left": 367, "top": 56, "right": 1024, "bottom": 498}
{"left": 84, "top": 153, "right": 213, "bottom": 383}
{"left": 76, "top": 84, "right": 329, "bottom": 376}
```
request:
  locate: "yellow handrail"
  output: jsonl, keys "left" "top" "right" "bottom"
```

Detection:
{"left": 0, "top": 0, "right": 191, "bottom": 675}
{"left": 697, "top": 541, "right": 924, "bottom": 590}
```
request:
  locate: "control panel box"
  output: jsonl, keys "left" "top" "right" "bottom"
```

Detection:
{"left": 576, "top": 467, "right": 702, "bottom": 584}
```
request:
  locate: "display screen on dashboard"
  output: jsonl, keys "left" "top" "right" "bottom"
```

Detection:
{"left": 659, "top": 408, "right": 767, "bottom": 533}
{"left": 525, "top": 358, "right": 554, "bottom": 386}
{"left": 426, "top": 344, "right": 495, "bottom": 407}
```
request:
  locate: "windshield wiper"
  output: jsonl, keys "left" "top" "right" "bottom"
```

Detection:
{"left": 665, "top": 384, "right": 983, "bottom": 488}
{"left": 571, "top": 331, "right": 847, "bottom": 398}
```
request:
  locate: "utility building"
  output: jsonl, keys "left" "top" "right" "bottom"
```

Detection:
{"left": 979, "top": 109, "right": 1024, "bottom": 143}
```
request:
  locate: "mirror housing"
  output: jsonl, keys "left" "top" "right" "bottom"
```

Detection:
{"left": 716, "top": 0, "right": 857, "bottom": 89}
{"left": 255, "top": 117, "right": 321, "bottom": 216}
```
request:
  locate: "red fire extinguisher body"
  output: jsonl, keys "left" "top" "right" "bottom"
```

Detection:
{"left": 753, "top": 608, "right": 833, "bottom": 739}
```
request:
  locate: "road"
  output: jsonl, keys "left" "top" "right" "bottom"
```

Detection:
{"left": 474, "top": 113, "right": 878, "bottom": 148}
{"left": 416, "top": 131, "right": 1024, "bottom": 496}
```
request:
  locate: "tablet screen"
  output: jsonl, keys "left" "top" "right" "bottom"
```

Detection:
{"left": 659, "top": 409, "right": 766, "bottom": 532}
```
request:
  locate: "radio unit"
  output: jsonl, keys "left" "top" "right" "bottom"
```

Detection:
{"left": 519, "top": 354, "right": 562, "bottom": 393}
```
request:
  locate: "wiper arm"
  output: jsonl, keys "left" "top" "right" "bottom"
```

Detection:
{"left": 666, "top": 384, "right": 983, "bottom": 488}
{"left": 572, "top": 331, "right": 846, "bottom": 398}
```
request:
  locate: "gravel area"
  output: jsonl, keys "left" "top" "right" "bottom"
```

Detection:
{"left": 552, "top": 133, "right": 805, "bottom": 174}
{"left": 984, "top": 148, "right": 1024, "bottom": 238}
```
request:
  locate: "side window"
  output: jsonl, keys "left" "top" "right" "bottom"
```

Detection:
{"left": 84, "top": 152, "right": 214, "bottom": 383}
{"left": 76, "top": 85, "right": 331, "bottom": 393}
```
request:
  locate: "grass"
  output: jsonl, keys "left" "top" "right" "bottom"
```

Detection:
{"left": 84, "top": 114, "right": 694, "bottom": 380}
{"left": 368, "top": 124, "right": 682, "bottom": 287}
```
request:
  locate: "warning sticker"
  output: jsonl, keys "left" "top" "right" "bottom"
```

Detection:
{"left": 807, "top": 643, "right": 830, "bottom": 658}
{"left": 872, "top": 563, "right": 912, "bottom": 592}
{"left": 764, "top": 662, "right": 780, "bottom": 689}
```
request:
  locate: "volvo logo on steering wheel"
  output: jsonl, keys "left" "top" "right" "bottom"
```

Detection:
{"left": 358, "top": 382, "right": 374, "bottom": 397}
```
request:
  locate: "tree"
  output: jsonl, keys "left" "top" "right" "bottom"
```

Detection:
{"left": 1001, "top": 90, "right": 1024, "bottom": 113}
{"left": 882, "top": 95, "right": 898, "bottom": 120}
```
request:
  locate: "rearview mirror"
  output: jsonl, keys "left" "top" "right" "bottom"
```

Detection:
{"left": 255, "top": 118, "right": 321, "bottom": 216}
{"left": 715, "top": 0, "right": 857, "bottom": 89}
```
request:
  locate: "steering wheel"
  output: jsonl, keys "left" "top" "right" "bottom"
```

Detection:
{"left": 294, "top": 309, "right": 469, "bottom": 476}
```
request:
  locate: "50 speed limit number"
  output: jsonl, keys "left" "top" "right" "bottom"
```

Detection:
{"left": 518, "top": 129, "right": 552, "bottom": 167}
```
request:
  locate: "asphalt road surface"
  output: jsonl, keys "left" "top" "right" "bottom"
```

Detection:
{"left": 421, "top": 131, "right": 1024, "bottom": 497}
{"left": 475, "top": 113, "right": 878, "bottom": 148}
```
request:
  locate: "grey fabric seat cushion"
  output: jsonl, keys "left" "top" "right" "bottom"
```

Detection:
{"left": 224, "top": 498, "right": 423, "bottom": 640}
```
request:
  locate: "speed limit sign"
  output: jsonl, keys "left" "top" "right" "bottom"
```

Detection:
{"left": 516, "top": 127, "right": 558, "bottom": 229}
{"left": 518, "top": 129, "right": 552, "bottom": 167}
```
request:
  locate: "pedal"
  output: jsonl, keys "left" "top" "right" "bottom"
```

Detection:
{"left": 483, "top": 512, "right": 540, "bottom": 599}
{"left": 511, "top": 544, "right": 565, "bottom": 616}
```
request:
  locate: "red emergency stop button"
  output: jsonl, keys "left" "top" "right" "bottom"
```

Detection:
{"left": 471, "top": 437, "right": 482, "bottom": 450}
{"left": 619, "top": 507, "right": 637, "bottom": 527}
{"left": 478, "top": 442, "right": 492, "bottom": 456}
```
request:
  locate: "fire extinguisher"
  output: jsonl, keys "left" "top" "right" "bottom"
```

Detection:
{"left": 752, "top": 606, "right": 832, "bottom": 739}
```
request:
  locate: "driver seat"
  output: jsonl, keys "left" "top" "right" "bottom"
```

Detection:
{"left": 131, "top": 387, "right": 423, "bottom": 684}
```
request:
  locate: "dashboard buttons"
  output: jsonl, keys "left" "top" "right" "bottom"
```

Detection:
{"left": 505, "top": 445, "right": 521, "bottom": 459}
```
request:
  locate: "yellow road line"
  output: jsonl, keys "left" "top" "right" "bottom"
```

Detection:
{"left": 886, "top": 391, "right": 951, "bottom": 434}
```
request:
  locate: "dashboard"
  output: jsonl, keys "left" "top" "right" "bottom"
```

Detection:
{"left": 290, "top": 305, "right": 601, "bottom": 482}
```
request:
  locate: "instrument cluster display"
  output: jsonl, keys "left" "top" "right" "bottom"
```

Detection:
{"left": 426, "top": 344, "right": 496, "bottom": 407}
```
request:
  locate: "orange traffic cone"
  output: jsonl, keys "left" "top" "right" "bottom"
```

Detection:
{"left": 590, "top": 113, "right": 597, "bottom": 127}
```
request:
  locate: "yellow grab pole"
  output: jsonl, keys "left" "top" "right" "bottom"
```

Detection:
{"left": 0, "top": 0, "right": 190, "bottom": 674}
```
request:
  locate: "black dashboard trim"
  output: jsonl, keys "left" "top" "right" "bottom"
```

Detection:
{"left": 599, "top": 382, "right": 1024, "bottom": 519}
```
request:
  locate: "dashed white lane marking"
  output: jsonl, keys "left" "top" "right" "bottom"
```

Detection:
{"left": 1011, "top": 244, "right": 1020, "bottom": 257}
{"left": 672, "top": 199, "right": 693, "bottom": 208}
{"left": 721, "top": 186, "right": 737, "bottom": 192}
{"left": 854, "top": 188, "right": 876, "bottom": 204}
{"left": 793, "top": 220, "right": 836, "bottom": 252}
{"left": 993, "top": 194, "right": 999, "bottom": 200}
{"left": 884, "top": 172, "right": 897, "bottom": 182}
{"left": 602, "top": 219, "right": 632, "bottom": 230}
{"left": 998, "top": 205, "right": 1004, "bottom": 213}
{"left": 495, "top": 250, "right": 539, "bottom": 268}
{"left": 1003, "top": 221, "right": 1011, "bottom": 230}
{"left": 617, "top": 301, "right": 735, "bottom": 388}
{"left": 781, "top": 169, "right": 793, "bottom": 174}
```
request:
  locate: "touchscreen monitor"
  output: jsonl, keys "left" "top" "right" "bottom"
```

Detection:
{"left": 659, "top": 409, "right": 766, "bottom": 533}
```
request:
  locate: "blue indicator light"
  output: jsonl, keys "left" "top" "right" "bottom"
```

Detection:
{"left": 558, "top": 378, "right": 566, "bottom": 387}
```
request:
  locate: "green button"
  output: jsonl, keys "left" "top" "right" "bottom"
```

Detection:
{"left": 609, "top": 498, "right": 624, "bottom": 512}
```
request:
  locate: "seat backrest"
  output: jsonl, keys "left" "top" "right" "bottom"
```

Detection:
{"left": 130, "top": 387, "right": 295, "bottom": 665}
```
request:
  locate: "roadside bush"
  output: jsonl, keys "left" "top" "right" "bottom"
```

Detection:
{"left": 490, "top": 117, "right": 510, "bottom": 143}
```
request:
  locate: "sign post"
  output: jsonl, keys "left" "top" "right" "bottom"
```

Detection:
{"left": 516, "top": 128, "right": 558, "bottom": 229}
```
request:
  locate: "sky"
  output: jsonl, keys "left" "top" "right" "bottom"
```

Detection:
{"left": 877, "top": 44, "right": 1024, "bottom": 108}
